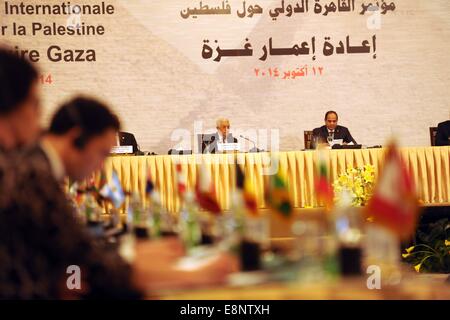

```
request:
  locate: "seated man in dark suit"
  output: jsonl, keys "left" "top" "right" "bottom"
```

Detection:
{"left": 312, "top": 110, "right": 357, "bottom": 148}
{"left": 0, "top": 97, "right": 236, "bottom": 298}
{"left": 117, "top": 131, "right": 141, "bottom": 154}
{"left": 436, "top": 120, "right": 450, "bottom": 146}
{"left": 205, "top": 118, "right": 238, "bottom": 154}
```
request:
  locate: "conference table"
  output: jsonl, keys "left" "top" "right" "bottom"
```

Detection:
{"left": 102, "top": 146, "right": 450, "bottom": 213}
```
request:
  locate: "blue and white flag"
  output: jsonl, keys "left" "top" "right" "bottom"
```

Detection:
{"left": 100, "top": 170, "right": 125, "bottom": 208}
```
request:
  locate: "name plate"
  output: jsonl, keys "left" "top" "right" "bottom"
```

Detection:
{"left": 330, "top": 139, "right": 343, "bottom": 146}
{"left": 110, "top": 145, "right": 133, "bottom": 154}
{"left": 218, "top": 143, "right": 240, "bottom": 152}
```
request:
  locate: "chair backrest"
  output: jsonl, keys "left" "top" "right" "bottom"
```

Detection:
{"left": 119, "top": 131, "right": 139, "bottom": 153}
{"left": 304, "top": 130, "right": 313, "bottom": 149}
{"left": 429, "top": 127, "right": 438, "bottom": 146}
{"left": 197, "top": 133, "right": 215, "bottom": 153}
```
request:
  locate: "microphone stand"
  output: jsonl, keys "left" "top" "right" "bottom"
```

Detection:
{"left": 240, "top": 135, "right": 264, "bottom": 153}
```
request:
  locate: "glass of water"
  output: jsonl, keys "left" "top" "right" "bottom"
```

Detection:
{"left": 327, "top": 135, "right": 333, "bottom": 146}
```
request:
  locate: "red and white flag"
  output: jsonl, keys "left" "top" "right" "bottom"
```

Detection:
{"left": 366, "top": 142, "right": 419, "bottom": 240}
{"left": 176, "top": 163, "right": 187, "bottom": 196}
{"left": 195, "top": 161, "right": 221, "bottom": 214}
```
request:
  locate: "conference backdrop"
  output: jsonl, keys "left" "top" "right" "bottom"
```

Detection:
{"left": 1, "top": 0, "right": 449, "bottom": 154}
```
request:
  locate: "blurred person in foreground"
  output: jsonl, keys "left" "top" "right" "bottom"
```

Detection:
{"left": 0, "top": 48, "right": 41, "bottom": 215}
{"left": 0, "top": 49, "right": 236, "bottom": 299}
{"left": 0, "top": 50, "right": 41, "bottom": 152}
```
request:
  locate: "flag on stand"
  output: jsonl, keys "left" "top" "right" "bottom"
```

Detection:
{"left": 98, "top": 170, "right": 107, "bottom": 191}
{"left": 94, "top": 169, "right": 108, "bottom": 204}
{"left": 100, "top": 170, "right": 125, "bottom": 209}
{"left": 265, "top": 169, "right": 293, "bottom": 218}
{"left": 315, "top": 148, "right": 334, "bottom": 210}
{"left": 68, "top": 181, "right": 83, "bottom": 205}
{"left": 86, "top": 174, "right": 98, "bottom": 194}
{"left": 145, "top": 169, "right": 156, "bottom": 209}
{"left": 366, "top": 142, "right": 419, "bottom": 240}
{"left": 236, "top": 164, "right": 258, "bottom": 216}
{"left": 195, "top": 161, "right": 221, "bottom": 214}
{"left": 145, "top": 169, "right": 155, "bottom": 196}
{"left": 175, "top": 163, "right": 187, "bottom": 198}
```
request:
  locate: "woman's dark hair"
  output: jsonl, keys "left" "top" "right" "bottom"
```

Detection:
{"left": 0, "top": 48, "right": 38, "bottom": 115}
{"left": 49, "top": 97, "right": 121, "bottom": 149}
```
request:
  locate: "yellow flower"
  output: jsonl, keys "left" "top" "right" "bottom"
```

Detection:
{"left": 354, "top": 186, "right": 364, "bottom": 198}
{"left": 338, "top": 175, "right": 349, "bottom": 185}
{"left": 445, "top": 240, "right": 450, "bottom": 247}
{"left": 414, "top": 263, "right": 421, "bottom": 272}
{"left": 334, "top": 165, "right": 376, "bottom": 206}
{"left": 363, "top": 171, "right": 374, "bottom": 183}
{"left": 402, "top": 253, "right": 410, "bottom": 258}
{"left": 405, "top": 246, "right": 415, "bottom": 253}
{"left": 346, "top": 180, "right": 354, "bottom": 189}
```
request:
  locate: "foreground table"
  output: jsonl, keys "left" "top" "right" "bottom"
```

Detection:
{"left": 151, "top": 273, "right": 450, "bottom": 300}
{"left": 103, "top": 147, "right": 450, "bottom": 213}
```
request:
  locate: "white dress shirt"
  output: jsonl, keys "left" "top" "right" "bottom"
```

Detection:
{"left": 40, "top": 140, "right": 65, "bottom": 182}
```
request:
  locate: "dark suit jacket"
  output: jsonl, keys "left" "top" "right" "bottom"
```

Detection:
{"left": 0, "top": 148, "right": 13, "bottom": 208}
{"left": 436, "top": 120, "right": 450, "bottom": 146}
{"left": 119, "top": 132, "right": 139, "bottom": 154}
{"left": 0, "top": 145, "right": 142, "bottom": 299}
{"left": 312, "top": 125, "right": 357, "bottom": 147}
{"left": 205, "top": 133, "right": 238, "bottom": 154}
